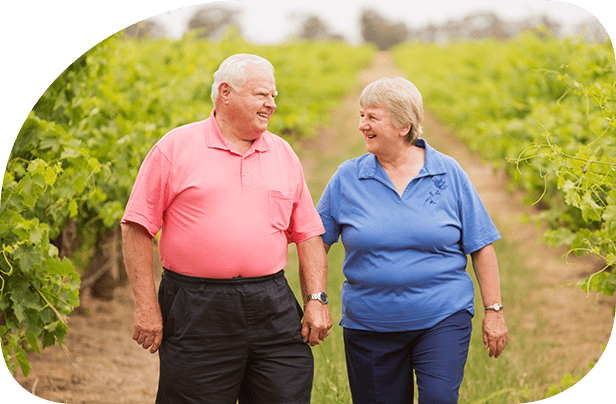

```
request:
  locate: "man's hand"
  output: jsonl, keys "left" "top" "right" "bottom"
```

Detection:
{"left": 296, "top": 236, "right": 332, "bottom": 346}
{"left": 133, "top": 302, "right": 164, "bottom": 354}
{"left": 301, "top": 301, "right": 333, "bottom": 346}
{"left": 121, "top": 222, "right": 161, "bottom": 354}
{"left": 482, "top": 311, "right": 508, "bottom": 358}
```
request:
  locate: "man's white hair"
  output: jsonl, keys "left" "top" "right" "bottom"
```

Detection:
{"left": 211, "top": 54, "right": 275, "bottom": 104}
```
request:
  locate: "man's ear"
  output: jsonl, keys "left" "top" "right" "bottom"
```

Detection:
{"left": 219, "top": 82, "right": 232, "bottom": 105}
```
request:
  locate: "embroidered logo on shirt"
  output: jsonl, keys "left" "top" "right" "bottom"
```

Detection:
{"left": 424, "top": 178, "right": 447, "bottom": 206}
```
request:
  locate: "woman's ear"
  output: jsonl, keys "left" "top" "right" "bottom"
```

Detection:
{"left": 400, "top": 124, "right": 412, "bottom": 138}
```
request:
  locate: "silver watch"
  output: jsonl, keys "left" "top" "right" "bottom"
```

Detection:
{"left": 484, "top": 303, "right": 503, "bottom": 311}
{"left": 307, "top": 292, "right": 329, "bottom": 305}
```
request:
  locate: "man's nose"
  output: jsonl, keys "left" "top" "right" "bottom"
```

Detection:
{"left": 265, "top": 95, "right": 276, "bottom": 109}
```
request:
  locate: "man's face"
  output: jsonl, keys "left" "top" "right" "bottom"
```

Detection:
{"left": 226, "top": 66, "right": 277, "bottom": 141}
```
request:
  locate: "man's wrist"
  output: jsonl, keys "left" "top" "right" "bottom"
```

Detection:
{"left": 306, "top": 292, "right": 328, "bottom": 305}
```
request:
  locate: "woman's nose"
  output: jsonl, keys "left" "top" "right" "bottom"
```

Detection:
{"left": 358, "top": 116, "right": 368, "bottom": 131}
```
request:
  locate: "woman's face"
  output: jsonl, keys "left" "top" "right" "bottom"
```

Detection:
{"left": 359, "top": 105, "right": 410, "bottom": 159}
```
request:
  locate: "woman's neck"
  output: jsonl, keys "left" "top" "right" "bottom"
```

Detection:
{"left": 377, "top": 143, "right": 418, "bottom": 172}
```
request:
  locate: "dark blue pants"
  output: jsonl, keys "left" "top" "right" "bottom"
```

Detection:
{"left": 343, "top": 310, "right": 472, "bottom": 404}
{"left": 156, "top": 269, "right": 313, "bottom": 404}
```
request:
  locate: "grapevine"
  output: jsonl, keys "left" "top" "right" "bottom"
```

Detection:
{"left": 1, "top": 29, "right": 373, "bottom": 376}
{"left": 392, "top": 32, "right": 615, "bottom": 297}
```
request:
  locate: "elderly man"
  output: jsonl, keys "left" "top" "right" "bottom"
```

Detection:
{"left": 121, "top": 54, "right": 332, "bottom": 404}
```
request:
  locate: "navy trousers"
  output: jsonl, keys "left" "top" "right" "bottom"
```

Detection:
{"left": 343, "top": 310, "right": 472, "bottom": 404}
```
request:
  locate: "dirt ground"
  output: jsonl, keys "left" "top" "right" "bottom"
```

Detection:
{"left": 11, "top": 52, "right": 616, "bottom": 403}
{"left": 12, "top": 281, "right": 161, "bottom": 403}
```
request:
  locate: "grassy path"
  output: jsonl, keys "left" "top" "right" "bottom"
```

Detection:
{"left": 13, "top": 51, "right": 614, "bottom": 404}
{"left": 288, "top": 51, "right": 615, "bottom": 403}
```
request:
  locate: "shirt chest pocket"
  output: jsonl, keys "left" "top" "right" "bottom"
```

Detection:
{"left": 268, "top": 189, "right": 294, "bottom": 231}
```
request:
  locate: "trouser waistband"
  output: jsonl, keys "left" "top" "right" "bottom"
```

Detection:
{"left": 162, "top": 268, "right": 285, "bottom": 285}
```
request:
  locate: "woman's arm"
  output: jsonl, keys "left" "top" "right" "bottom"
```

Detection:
{"left": 470, "top": 243, "right": 509, "bottom": 358}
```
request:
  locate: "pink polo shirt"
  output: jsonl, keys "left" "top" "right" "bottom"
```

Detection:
{"left": 121, "top": 111, "right": 324, "bottom": 278}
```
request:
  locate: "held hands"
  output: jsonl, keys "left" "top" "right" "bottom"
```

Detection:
{"left": 132, "top": 292, "right": 332, "bottom": 351}
{"left": 301, "top": 301, "right": 333, "bottom": 346}
{"left": 482, "top": 311, "right": 508, "bottom": 358}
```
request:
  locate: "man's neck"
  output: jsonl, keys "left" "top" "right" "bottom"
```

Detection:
{"left": 214, "top": 110, "right": 258, "bottom": 155}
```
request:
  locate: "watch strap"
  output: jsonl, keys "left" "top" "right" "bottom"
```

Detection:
{"left": 307, "top": 292, "right": 328, "bottom": 305}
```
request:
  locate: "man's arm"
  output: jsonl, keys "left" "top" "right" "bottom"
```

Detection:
{"left": 297, "top": 235, "right": 333, "bottom": 346}
{"left": 121, "top": 221, "right": 163, "bottom": 354}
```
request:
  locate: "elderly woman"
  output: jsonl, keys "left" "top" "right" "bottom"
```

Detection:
{"left": 317, "top": 77, "right": 508, "bottom": 404}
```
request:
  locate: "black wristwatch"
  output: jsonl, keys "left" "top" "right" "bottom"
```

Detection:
{"left": 306, "top": 292, "right": 329, "bottom": 305}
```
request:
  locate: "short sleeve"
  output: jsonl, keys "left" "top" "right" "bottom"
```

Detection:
{"left": 286, "top": 157, "right": 325, "bottom": 244}
{"left": 316, "top": 170, "right": 342, "bottom": 246}
{"left": 457, "top": 169, "right": 501, "bottom": 254}
{"left": 121, "top": 145, "right": 172, "bottom": 238}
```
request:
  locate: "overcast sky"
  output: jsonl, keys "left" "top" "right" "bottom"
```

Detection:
{"left": 151, "top": 0, "right": 603, "bottom": 42}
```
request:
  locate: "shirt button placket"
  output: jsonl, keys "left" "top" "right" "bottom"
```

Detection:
{"left": 241, "top": 158, "right": 251, "bottom": 190}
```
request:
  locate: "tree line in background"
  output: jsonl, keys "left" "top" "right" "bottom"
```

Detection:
{"left": 126, "top": 4, "right": 609, "bottom": 48}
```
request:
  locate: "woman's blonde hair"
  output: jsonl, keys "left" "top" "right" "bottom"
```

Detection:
{"left": 360, "top": 77, "right": 424, "bottom": 144}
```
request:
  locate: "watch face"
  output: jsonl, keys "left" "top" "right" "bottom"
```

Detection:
{"left": 309, "top": 292, "right": 328, "bottom": 304}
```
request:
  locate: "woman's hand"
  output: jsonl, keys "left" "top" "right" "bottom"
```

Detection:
{"left": 470, "top": 244, "right": 508, "bottom": 358}
{"left": 482, "top": 311, "right": 508, "bottom": 358}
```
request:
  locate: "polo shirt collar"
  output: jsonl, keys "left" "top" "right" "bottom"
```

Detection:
{"left": 358, "top": 138, "right": 447, "bottom": 180}
{"left": 204, "top": 109, "right": 270, "bottom": 154}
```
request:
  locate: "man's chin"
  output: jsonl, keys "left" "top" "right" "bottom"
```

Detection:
{"left": 253, "top": 127, "right": 268, "bottom": 137}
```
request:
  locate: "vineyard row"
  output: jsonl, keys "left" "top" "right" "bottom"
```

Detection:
{"left": 0, "top": 30, "right": 374, "bottom": 376}
{"left": 392, "top": 31, "right": 616, "bottom": 298}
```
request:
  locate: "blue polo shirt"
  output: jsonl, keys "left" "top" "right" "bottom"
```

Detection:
{"left": 317, "top": 139, "right": 501, "bottom": 331}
